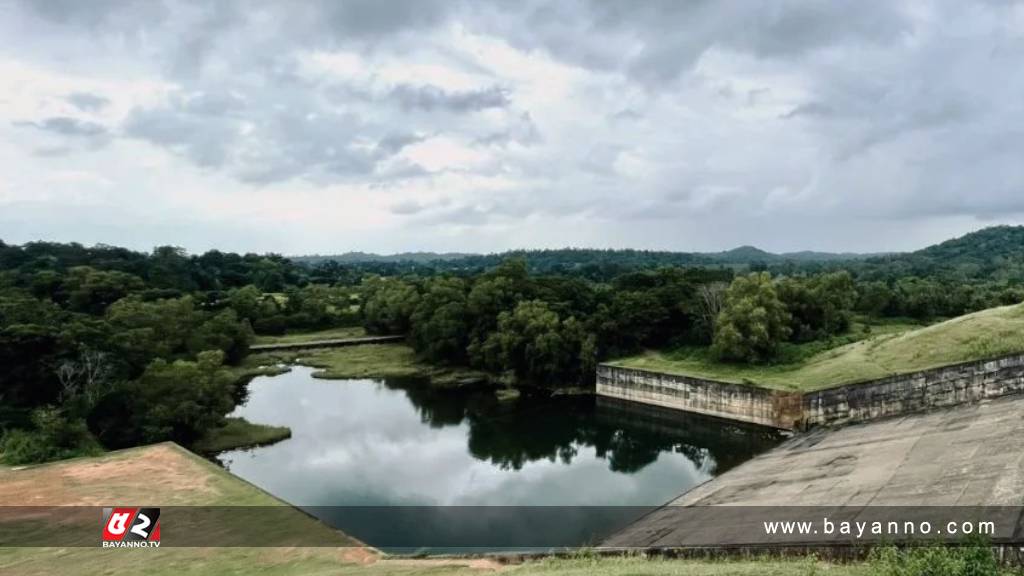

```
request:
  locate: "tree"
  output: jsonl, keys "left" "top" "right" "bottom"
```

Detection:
{"left": 360, "top": 276, "right": 420, "bottom": 334}
{"left": 62, "top": 266, "right": 145, "bottom": 315}
{"left": 696, "top": 282, "right": 728, "bottom": 341}
{"left": 90, "top": 350, "right": 235, "bottom": 448}
{"left": 856, "top": 281, "right": 893, "bottom": 316}
{"left": 778, "top": 272, "right": 857, "bottom": 342}
{"left": 712, "top": 272, "right": 791, "bottom": 363}
{"left": 410, "top": 277, "right": 470, "bottom": 363}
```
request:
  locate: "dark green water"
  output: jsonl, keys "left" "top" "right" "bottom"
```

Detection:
{"left": 216, "top": 366, "right": 783, "bottom": 550}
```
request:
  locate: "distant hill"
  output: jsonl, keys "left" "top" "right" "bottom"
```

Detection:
{"left": 860, "top": 225, "right": 1024, "bottom": 280}
{"left": 911, "top": 225, "right": 1024, "bottom": 262}
{"left": 290, "top": 225, "right": 1024, "bottom": 281}
{"left": 294, "top": 251, "right": 474, "bottom": 265}
{"left": 294, "top": 246, "right": 875, "bottom": 268}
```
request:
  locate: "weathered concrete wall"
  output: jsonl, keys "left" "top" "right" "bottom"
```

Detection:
{"left": 803, "top": 353, "right": 1024, "bottom": 426}
{"left": 598, "top": 353, "right": 1024, "bottom": 430}
{"left": 595, "top": 365, "right": 801, "bottom": 430}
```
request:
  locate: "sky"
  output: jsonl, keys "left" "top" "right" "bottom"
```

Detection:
{"left": 2, "top": 0, "right": 1024, "bottom": 256}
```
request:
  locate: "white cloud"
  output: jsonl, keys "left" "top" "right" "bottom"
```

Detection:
{"left": 1, "top": 0, "right": 1023, "bottom": 254}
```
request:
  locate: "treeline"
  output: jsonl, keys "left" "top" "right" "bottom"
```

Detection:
{"left": 0, "top": 242, "right": 359, "bottom": 464}
{"left": 4, "top": 227, "right": 1024, "bottom": 463}
{"left": 361, "top": 262, "right": 1024, "bottom": 382}
{"left": 362, "top": 261, "right": 732, "bottom": 385}
{"left": 305, "top": 225, "right": 1024, "bottom": 285}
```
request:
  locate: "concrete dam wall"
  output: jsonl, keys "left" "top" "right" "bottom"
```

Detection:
{"left": 597, "top": 353, "right": 1024, "bottom": 430}
{"left": 594, "top": 365, "right": 802, "bottom": 429}
{"left": 802, "top": 353, "right": 1024, "bottom": 426}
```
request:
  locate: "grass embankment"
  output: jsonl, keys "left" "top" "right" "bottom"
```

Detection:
{"left": 244, "top": 343, "right": 490, "bottom": 387}
{"left": 0, "top": 442, "right": 373, "bottom": 574}
{"left": 192, "top": 416, "right": 291, "bottom": 453}
{"left": 253, "top": 326, "right": 367, "bottom": 345}
{"left": 611, "top": 304, "right": 1024, "bottom": 391}
{"left": 0, "top": 446, "right": 1006, "bottom": 575}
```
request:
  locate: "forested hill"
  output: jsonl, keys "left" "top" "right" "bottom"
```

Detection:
{"left": 296, "top": 251, "right": 475, "bottom": 264}
{"left": 293, "top": 245, "right": 874, "bottom": 273}
{"left": 293, "top": 226, "right": 1024, "bottom": 281}
{"left": 857, "top": 225, "right": 1024, "bottom": 281}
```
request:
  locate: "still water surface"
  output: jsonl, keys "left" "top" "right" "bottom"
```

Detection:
{"left": 217, "top": 366, "right": 782, "bottom": 549}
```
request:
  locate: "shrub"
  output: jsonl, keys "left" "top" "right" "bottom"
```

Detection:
{"left": 0, "top": 407, "right": 101, "bottom": 465}
{"left": 869, "top": 538, "right": 999, "bottom": 576}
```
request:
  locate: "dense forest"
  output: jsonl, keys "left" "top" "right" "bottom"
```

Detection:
{"left": 2, "top": 226, "right": 1023, "bottom": 464}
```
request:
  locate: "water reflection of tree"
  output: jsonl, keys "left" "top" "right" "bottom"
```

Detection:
{"left": 382, "top": 379, "right": 783, "bottom": 475}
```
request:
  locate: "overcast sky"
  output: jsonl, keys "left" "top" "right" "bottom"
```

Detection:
{"left": 2, "top": 0, "right": 1024, "bottom": 255}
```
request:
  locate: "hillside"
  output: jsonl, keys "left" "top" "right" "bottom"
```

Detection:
{"left": 293, "top": 245, "right": 873, "bottom": 269}
{"left": 610, "top": 303, "right": 1024, "bottom": 391}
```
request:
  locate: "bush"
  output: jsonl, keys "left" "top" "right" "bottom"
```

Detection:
{"left": 252, "top": 315, "right": 287, "bottom": 335}
{"left": 89, "top": 350, "right": 235, "bottom": 448}
{"left": 0, "top": 407, "right": 101, "bottom": 465}
{"left": 712, "top": 272, "right": 792, "bottom": 363}
{"left": 869, "top": 538, "right": 999, "bottom": 576}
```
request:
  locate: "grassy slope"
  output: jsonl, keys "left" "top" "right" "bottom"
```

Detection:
{"left": 244, "top": 343, "right": 489, "bottom": 386}
{"left": 0, "top": 445, "right": 880, "bottom": 576}
{"left": 611, "top": 304, "right": 1024, "bottom": 391}
{"left": 191, "top": 416, "right": 292, "bottom": 453}
{"left": 0, "top": 442, "right": 376, "bottom": 574}
{"left": 0, "top": 550, "right": 890, "bottom": 576}
{"left": 253, "top": 326, "right": 368, "bottom": 345}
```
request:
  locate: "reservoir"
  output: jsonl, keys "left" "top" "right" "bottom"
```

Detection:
{"left": 216, "top": 365, "right": 782, "bottom": 551}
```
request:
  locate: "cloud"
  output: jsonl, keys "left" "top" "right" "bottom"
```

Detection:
{"left": 15, "top": 116, "right": 108, "bottom": 138}
{"left": 389, "top": 200, "right": 426, "bottom": 215}
{"left": 66, "top": 92, "right": 110, "bottom": 112}
{"left": 389, "top": 84, "right": 511, "bottom": 112}
{"left": 3, "top": 0, "right": 1024, "bottom": 254}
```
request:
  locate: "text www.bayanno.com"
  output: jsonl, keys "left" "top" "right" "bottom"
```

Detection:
{"left": 763, "top": 518, "right": 996, "bottom": 539}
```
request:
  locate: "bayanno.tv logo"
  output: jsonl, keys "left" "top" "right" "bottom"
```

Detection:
{"left": 101, "top": 507, "right": 161, "bottom": 548}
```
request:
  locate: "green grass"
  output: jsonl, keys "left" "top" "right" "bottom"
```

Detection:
{"left": 0, "top": 551, "right": 884, "bottom": 576}
{"left": 191, "top": 416, "right": 292, "bottom": 453}
{"left": 253, "top": 326, "right": 368, "bottom": 345}
{"left": 610, "top": 304, "right": 1024, "bottom": 391}
{"left": 244, "top": 343, "right": 489, "bottom": 387}
{"left": 10, "top": 549, "right": 1014, "bottom": 576}
{"left": 0, "top": 447, "right": 1008, "bottom": 575}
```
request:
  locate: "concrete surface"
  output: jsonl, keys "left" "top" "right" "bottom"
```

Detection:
{"left": 604, "top": 395, "right": 1024, "bottom": 548}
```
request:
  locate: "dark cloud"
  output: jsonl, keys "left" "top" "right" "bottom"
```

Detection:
{"left": 473, "top": 113, "right": 541, "bottom": 147}
{"left": 6, "top": 0, "right": 1024, "bottom": 252}
{"left": 389, "top": 84, "right": 510, "bottom": 112}
{"left": 389, "top": 200, "right": 426, "bottom": 215}
{"left": 376, "top": 133, "right": 427, "bottom": 155}
{"left": 66, "top": 92, "right": 110, "bottom": 112}
{"left": 32, "top": 146, "right": 73, "bottom": 158}
{"left": 15, "top": 116, "right": 108, "bottom": 138}
{"left": 316, "top": 0, "right": 456, "bottom": 38}
{"left": 781, "top": 102, "right": 835, "bottom": 119}
{"left": 123, "top": 104, "right": 232, "bottom": 168}
{"left": 483, "top": 0, "right": 912, "bottom": 86}
{"left": 610, "top": 108, "right": 643, "bottom": 122}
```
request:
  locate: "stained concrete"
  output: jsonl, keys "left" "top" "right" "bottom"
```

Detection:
{"left": 598, "top": 353, "right": 1024, "bottom": 430}
{"left": 603, "top": 395, "right": 1024, "bottom": 548}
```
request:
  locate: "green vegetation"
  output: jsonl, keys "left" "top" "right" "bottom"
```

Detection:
{"left": 712, "top": 271, "right": 793, "bottom": 362}
{"left": 3, "top": 545, "right": 1012, "bottom": 576}
{"left": 246, "top": 344, "right": 489, "bottom": 386}
{"left": 0, "top": 444, "right": 1010, "bottom": 575}
{"left": 613, "top": 304, "right": 1024, "bottom": 391}
{"left": 192, "top": 416, "right": 291, "bottom": 453}
{"left": 253, "top": 326, "right": 367, "bottom": 345}
{"left": 5, "top": 226, "right": 1024, "bottom": 465}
